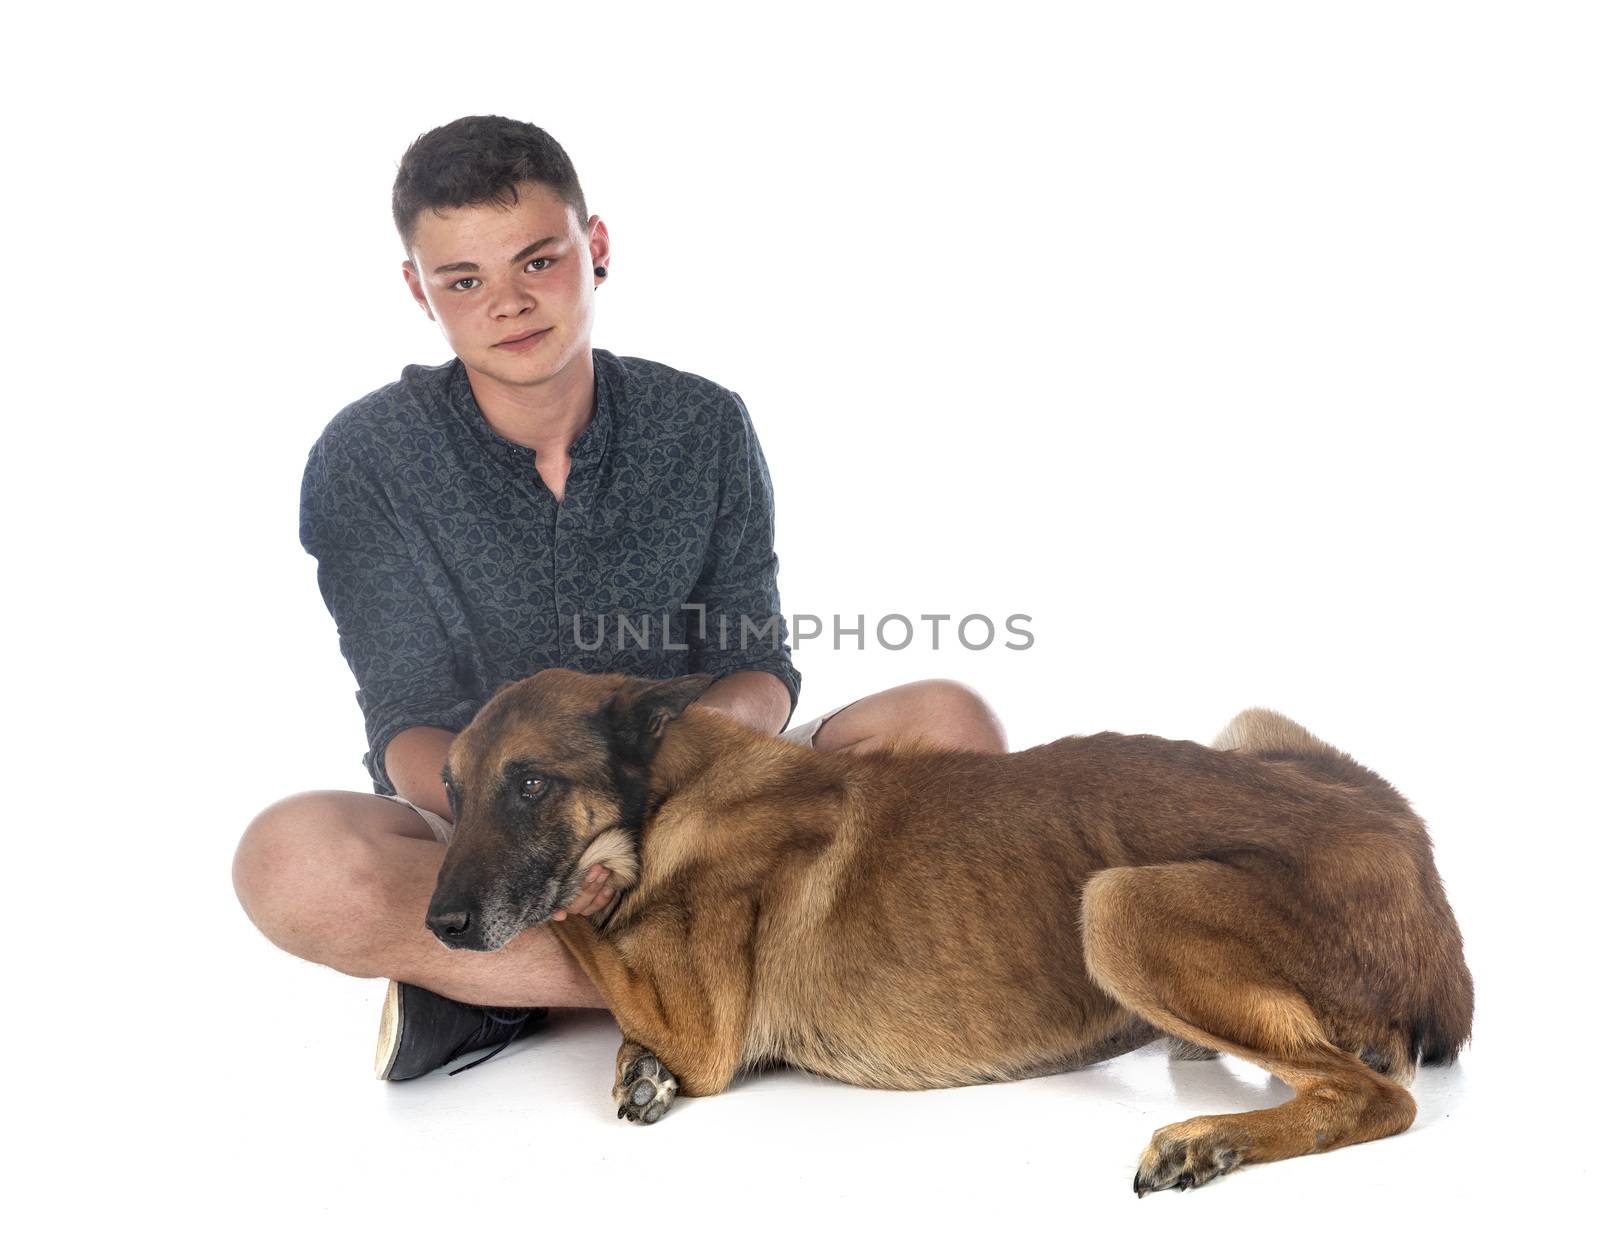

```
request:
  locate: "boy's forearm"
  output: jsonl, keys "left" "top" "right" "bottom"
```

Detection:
{"left": 693, "top": 669, "right": 791, "bottom": 735}
{"left": 385, "top": 725, "right": 458, "bottom": 819}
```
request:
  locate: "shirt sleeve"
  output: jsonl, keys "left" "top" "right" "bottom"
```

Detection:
{"left": 299, "top": 425, "right": 480, "bottom": 795}
{"left": 687, "top": 391, "right": 802, "bottom": 728}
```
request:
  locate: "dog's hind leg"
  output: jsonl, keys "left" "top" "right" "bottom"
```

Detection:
{"left": 1080, "top": 862, "right": 1417, "bottom": 1194}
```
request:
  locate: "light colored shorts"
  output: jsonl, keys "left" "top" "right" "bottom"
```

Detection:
{"left": 386, "top": 698, "right": 862, "bottom": 844}
{"left": 777, "top": 698, "right": 859, "bottom": 751}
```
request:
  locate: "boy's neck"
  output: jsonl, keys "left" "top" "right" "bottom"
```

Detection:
{"left": 464, "top": 345, "right": 597, "bottom": 458}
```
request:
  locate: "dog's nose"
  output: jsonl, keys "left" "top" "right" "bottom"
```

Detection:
{"left": 427, "top": 909, "right": 473, "bottom": 942}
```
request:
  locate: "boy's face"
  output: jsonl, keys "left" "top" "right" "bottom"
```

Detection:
{"left": 402, "top": 180, "right": 610, "bottom": 391}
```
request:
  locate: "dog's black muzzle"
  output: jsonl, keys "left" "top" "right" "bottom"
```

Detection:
{"left": 426, "top": 905, "right": 479, "bottom": 949}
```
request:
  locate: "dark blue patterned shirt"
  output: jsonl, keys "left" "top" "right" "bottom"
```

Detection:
{"left": 299, "top": 348, "right": 800, "bottom": 795}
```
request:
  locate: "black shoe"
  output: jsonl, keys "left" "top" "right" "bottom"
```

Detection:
{"left": 374, "top": 980, "right": 550, "bottom": 1080}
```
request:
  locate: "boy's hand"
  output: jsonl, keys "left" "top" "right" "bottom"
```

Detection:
{"left": 551, "top": 865, "right": 614, "bottom": 922}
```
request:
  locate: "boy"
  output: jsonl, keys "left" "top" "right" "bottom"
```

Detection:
{"left": 233, "top": 116, "right": 1007, "bottom": 1080}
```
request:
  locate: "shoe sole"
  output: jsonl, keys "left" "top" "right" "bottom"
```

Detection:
{"left": 374, "top": 979, "right": 402, "bottom": 1080}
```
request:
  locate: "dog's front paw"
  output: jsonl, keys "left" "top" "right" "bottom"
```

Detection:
{"left": 613, "top": 1050, "right": 679, "bottom": 1125}
{"left": 1133, "top": 1118, "right": 1245, "bottom": 1196}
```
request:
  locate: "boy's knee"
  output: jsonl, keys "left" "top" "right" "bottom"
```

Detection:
{"left": 234, "top": 792, "right": 328, "bottom": 917}
{"left": 233, "top": 792, "right": 389, "bottom": 967}
{"left": 907, "top": 679, "right": 1008, "bottom": 752}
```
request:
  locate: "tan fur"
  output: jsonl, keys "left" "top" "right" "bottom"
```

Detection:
{"left": 432, "top": 673, "right": 1473, "bottom": 1191}
{"left": 1211, "top": 706, "right": 1337, "bottom": 755}
{"left": 576, "top": 827, "right": 639, "bottom": 890}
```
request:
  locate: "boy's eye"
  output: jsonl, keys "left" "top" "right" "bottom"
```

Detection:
{"left": 449, "top": 256, "right": 553, "bottom": 293}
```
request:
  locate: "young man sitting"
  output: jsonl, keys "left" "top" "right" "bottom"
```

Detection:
{"left": 232, "top": 115, "right": 1008, "bottom": 1080}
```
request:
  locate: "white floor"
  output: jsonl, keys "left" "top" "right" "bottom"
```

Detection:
{"left": 42, "top": 883, "right": 1570, "bottom": 1251}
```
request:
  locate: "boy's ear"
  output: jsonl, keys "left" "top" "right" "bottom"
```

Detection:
{"left": 603, "top": 673, "right": 718, "bottom": 762}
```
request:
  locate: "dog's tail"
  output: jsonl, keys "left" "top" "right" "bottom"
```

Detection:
{"left": 1211, "top": 707, "right": 1411, "bottom": 812}
{"left": 1210, "top": 707, "right": 1474, "bottom": 1072}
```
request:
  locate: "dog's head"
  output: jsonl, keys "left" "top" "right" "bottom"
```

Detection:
{"left": 425, "top": 668, "right": 716, "bottom": 951}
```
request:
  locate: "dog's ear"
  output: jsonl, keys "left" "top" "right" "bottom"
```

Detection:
{"left": 603, "top": 673, "right": 718, "bottom": 763}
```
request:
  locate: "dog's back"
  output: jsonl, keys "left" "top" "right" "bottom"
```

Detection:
{"left": 727, "top": 708, "right": 1471, "bottom": 1094}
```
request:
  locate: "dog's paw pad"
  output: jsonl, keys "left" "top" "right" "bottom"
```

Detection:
{"left": 1133, "top": 1121, "right": 1244, "bottom": 1196}
{"left": 614, "top": 1052, "right": 678, "bottom": 1125}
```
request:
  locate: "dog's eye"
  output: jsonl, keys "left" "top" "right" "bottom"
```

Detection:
{"left": 520, "top": 777, "right": 548, "bottom": 801}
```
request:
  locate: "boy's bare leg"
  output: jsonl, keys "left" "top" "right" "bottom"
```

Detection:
{"left": 233, "top": 790, "right": 609, "bottom": 1009}
{"left": 812, "top": 678, "right": 1008, "bottom": 755}
{"left": 233, "top": 681, "right": 1007, "bottom": 1009}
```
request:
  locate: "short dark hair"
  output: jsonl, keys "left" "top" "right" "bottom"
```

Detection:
{"left": 391, "top": 115, "right": 589, "bottom": 258}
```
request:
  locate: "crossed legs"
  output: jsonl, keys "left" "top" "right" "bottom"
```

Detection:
{"left": 233, "top": 789, "right": 604, "bottom": 1007}
{"left": 232, "top": 677, "right": 1006, "bottom": 1010}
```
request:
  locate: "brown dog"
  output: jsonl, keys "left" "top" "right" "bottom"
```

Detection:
{"left": 426, "top": 669, "right": 1472, "bottom": 1193}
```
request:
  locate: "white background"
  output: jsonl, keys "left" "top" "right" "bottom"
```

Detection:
{"left": 7, "top": 1, "right": 1595, "bottom": 1247}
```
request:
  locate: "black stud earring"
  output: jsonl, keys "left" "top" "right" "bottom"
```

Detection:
{"left": 594, "top": 265, "right": 608, "bottom": 278}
